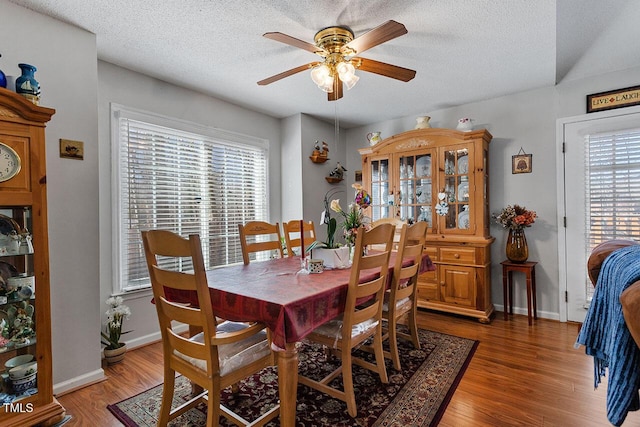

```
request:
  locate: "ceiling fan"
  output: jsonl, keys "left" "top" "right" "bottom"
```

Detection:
{"left": 257, "top": 20, "right": 416, "bottom": 101}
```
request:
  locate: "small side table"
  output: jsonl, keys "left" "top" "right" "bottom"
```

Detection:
{"left": 501, "top": 260, "right": 538, "bottom": 326}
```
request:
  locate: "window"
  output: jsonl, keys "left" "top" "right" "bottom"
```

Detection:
{"left": 112, "top": 104, "right": 269, "bottom": 293}
{"left": 584, "top": 127, "right": 640, "bottom": 298}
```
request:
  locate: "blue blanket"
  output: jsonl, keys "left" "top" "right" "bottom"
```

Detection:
{"left": 576, "top": 245, "right": 640, "bottom": 426}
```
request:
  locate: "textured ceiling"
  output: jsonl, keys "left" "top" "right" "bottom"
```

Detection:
{"left": 7, "top": 0, "right": 640, "bottom": 128}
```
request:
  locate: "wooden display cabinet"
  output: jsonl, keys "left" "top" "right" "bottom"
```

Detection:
{"left": 0, "top": 88, "right": 65, "bottom": 426}
{"left": 360, "top": 128, "right": 495, "bottom": 323}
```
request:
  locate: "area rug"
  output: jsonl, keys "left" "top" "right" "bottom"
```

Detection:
{"left": 107, "top": 328, "right": 477, "bottom": 427}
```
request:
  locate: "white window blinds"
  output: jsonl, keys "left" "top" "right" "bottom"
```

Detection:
{"left": 584, "top": 128, "right": 640, "bottom": 297}
{"left": 586, "top": 128, "right": 640, "bottom": 245}
{"left": 112, "top": 105, "right": 268, "bottom": 293}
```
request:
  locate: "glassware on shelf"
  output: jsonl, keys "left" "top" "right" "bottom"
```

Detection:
{"left": 458, "top": 205, "right": 470, "bottom": 229}
{"left": 458, "top": 154, "right": 468, "bottom": 174}
{"left": 418, "top": 206, "right": 432, "bottom": 224}
{"left": 458, "top": 176, "right": 469, "bottom": 202}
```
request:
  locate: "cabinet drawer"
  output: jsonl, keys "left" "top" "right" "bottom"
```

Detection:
{"left": 424, "top": 246, "right": 438, "bottom": 262}
{"left": 439, "top": 247, "right": 476, "bottom": 264}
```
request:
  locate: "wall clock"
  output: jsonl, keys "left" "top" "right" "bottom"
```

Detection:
{"left": 0, "top": 142, "right": 21, "bottom": 182}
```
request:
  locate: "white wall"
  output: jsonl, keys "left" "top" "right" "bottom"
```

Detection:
{"left": 280, "top": 113, "right": 350, "bottom": 244}
{"left": 98, "top": 60, "right": 282, "bottom": 358}
{"left": 281, "top": 114, "right": 303, "bottom": 223}
{"left": 300, "top": 114, "right": 348, "bottom": 243}
{"left": 0, "top": 1, "right": 102, "bottom": 393}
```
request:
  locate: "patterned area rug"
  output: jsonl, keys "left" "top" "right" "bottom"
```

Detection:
{"left": 107, "top": 328, "right": 477, "bottom": 427}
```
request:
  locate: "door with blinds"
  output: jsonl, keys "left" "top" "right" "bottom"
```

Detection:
{"left": 562, "top": 109, "right": 640, "bottom": 322}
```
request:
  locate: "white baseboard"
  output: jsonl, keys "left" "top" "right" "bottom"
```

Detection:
{"left": 122, "top": 323, "right": 189, "bottom": 350}
{"left": 54, "top": 369, "right": 106, "bottom": 396}
{"left": 53, "top": 324, "right": 189, "bottom": 396}
{"left": 494, "top": 304, "right": 560, "bottom": 321}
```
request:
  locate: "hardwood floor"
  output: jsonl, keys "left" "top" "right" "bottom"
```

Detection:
{"left": 56, "top": 310, "right": 631, "bottom": 427}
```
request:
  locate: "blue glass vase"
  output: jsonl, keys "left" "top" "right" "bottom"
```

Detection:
{"left": 15, "top": 63, "right": 40, "bottom": 104}
{"left": 0, "top": 54, "right": 6, "bottom": 89}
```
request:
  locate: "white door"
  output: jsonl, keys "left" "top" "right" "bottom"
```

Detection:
{"left": 560, "top": 108, "right": 640, "bottom": 322}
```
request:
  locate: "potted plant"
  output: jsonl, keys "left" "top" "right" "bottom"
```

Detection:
{"left": 101, "top": 296, "right": 131, "bottom": 364}
{"left": 314, "top": 185, "right": 370, "bottom": 268}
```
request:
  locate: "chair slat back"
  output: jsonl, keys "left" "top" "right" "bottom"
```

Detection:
{"left": 283, "top": 220, "right": 316, "bottom": 257}
{"left": 370, "top": 217, "right": 405, "bottom": 250}
{"left": 343, "top": 224, "right": 395, "bottom": 340}
{"left": 142, "top": 230, "right": 218, "bottom": 371}
{"left": 392, "top": 222, "right": 427, "bottom": 302}
{"left": 238, "top": 221, "right": 283, "bottom": 265}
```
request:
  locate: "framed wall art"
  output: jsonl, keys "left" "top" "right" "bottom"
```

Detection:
{"left": 512, "top": 148, "right": 532, "bottom": 174}
{"left": 59, "top": 138, "right": 84, "bottom": 160}
{"left": 587, "top": 85, "right": 640, "bottom": 113}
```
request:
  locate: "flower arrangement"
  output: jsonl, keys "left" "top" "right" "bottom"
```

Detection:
{"left": 321, "top": 184, "right": 371, "bottom": 248}
{"left": 101, "top": 296, "right": 131, "bottom": 350}
{"left": 493, "top": 204, "right": 537, "bottom": 230}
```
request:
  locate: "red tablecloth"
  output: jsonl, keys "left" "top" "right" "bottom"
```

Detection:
{"left": 164, "top": 253, "right": 433, "bottom": 348}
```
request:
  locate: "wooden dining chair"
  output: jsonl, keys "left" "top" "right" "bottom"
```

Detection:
{"left": 282, "top": 220, "right": 316, "bottom": 257}
{"left": 141, "top": 230, "right": 279, "bottom": 427}
{"left": 381, "top": 221, "right": 427, "bottom": 370}
{"left": 298, "top": 223, "right": 395, "bottom": 417}
{"left": 238, "top": 221, "right": 284, "bottom": 265}
{"left": 370, "top": 217, "right": 405, "bottom": 250}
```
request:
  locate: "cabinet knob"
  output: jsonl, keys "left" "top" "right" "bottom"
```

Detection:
{"left": 440, "top": 281, "right": 445, "bottom": 286}
{"left": 454, "top": 253, "right": 460, "bottom": 259}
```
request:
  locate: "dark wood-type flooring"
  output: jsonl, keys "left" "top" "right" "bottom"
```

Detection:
{"left": 56, "top": 310, "right": 630, "bottom": 427}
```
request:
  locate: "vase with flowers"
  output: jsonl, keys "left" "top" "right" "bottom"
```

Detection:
{"left": 101, "top": 296, "right": 132, "bottom": 364}
{"left": 493, "top": 204, "right": 537, "bottom": 263}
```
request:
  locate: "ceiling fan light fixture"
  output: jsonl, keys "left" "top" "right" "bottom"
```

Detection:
{"left": 310, "top": 64, "right": 330, "bottom": 86}
{"left": 343, "top": 73, "right": 359, "bottom": 90}
{"left": 260, "top": 21, "right": 414, "bottom": 101}
{"left": 336, "top": 62, "right": 354, "bottom": 78}
{"left": 319, "top": 75, "right": 334, "bottom": 93}
{"left": 336, "top": 61, "right": 358, "bottom": 90}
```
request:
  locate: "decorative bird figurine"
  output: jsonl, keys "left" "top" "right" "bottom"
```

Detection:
{"left": 329, "top": 162, "right": 347, "bottom": 180}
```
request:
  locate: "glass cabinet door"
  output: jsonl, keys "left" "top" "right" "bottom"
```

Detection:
{"left": 0, "top": 207, "right": 37, "bottom": 398}
{"left": 397, "top": 152, "right": 433, "bottom": 227}
{"left": 368, "top": 157, "right": 391, "bottom": 221}
{"left": 439, "top": 147, "right": 472, "bottom": 232}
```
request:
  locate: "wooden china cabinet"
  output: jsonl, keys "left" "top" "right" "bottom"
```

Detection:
{"left": 0, "top": 88, "right": 65, "bottom": 426}
{"left": 360, "top": 128, "right": 495, "bottom": 323}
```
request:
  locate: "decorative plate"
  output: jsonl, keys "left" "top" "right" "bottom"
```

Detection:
{"left": 415, "top": 156, "right": 431, "bottom": 177}
{"left": 458, "top": 210, "right": 470, "bottom": 229}
{"left": 458, "top": 155, "right": 469, "bottom": 174}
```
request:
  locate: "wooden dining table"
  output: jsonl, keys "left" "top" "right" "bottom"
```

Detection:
{"left": 164, "top": 253, "right": 434, "bottom": 426}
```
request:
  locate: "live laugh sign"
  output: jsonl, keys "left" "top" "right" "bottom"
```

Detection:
{"left": 587, "top": 85, "right": 640, "bottom": 113}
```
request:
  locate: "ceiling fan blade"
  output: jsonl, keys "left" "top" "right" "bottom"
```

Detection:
{"left": 263, "top": 32, "right": 326, "bottom": 55}
{"left": 357, "top": 57, "right": 416, "bottom": 82}
{"left": 343, "top": 20, "right": 408, "bottom": 55}
{"left": 328, "top": 77, "right": 343, "bottom": 101}
{"left": 257, "top": 62, "right": 320, "bottom": 86}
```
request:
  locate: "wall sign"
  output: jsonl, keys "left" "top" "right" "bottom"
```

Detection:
{"left": 587, "top": 85, "right": 640, "bottom": 113}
